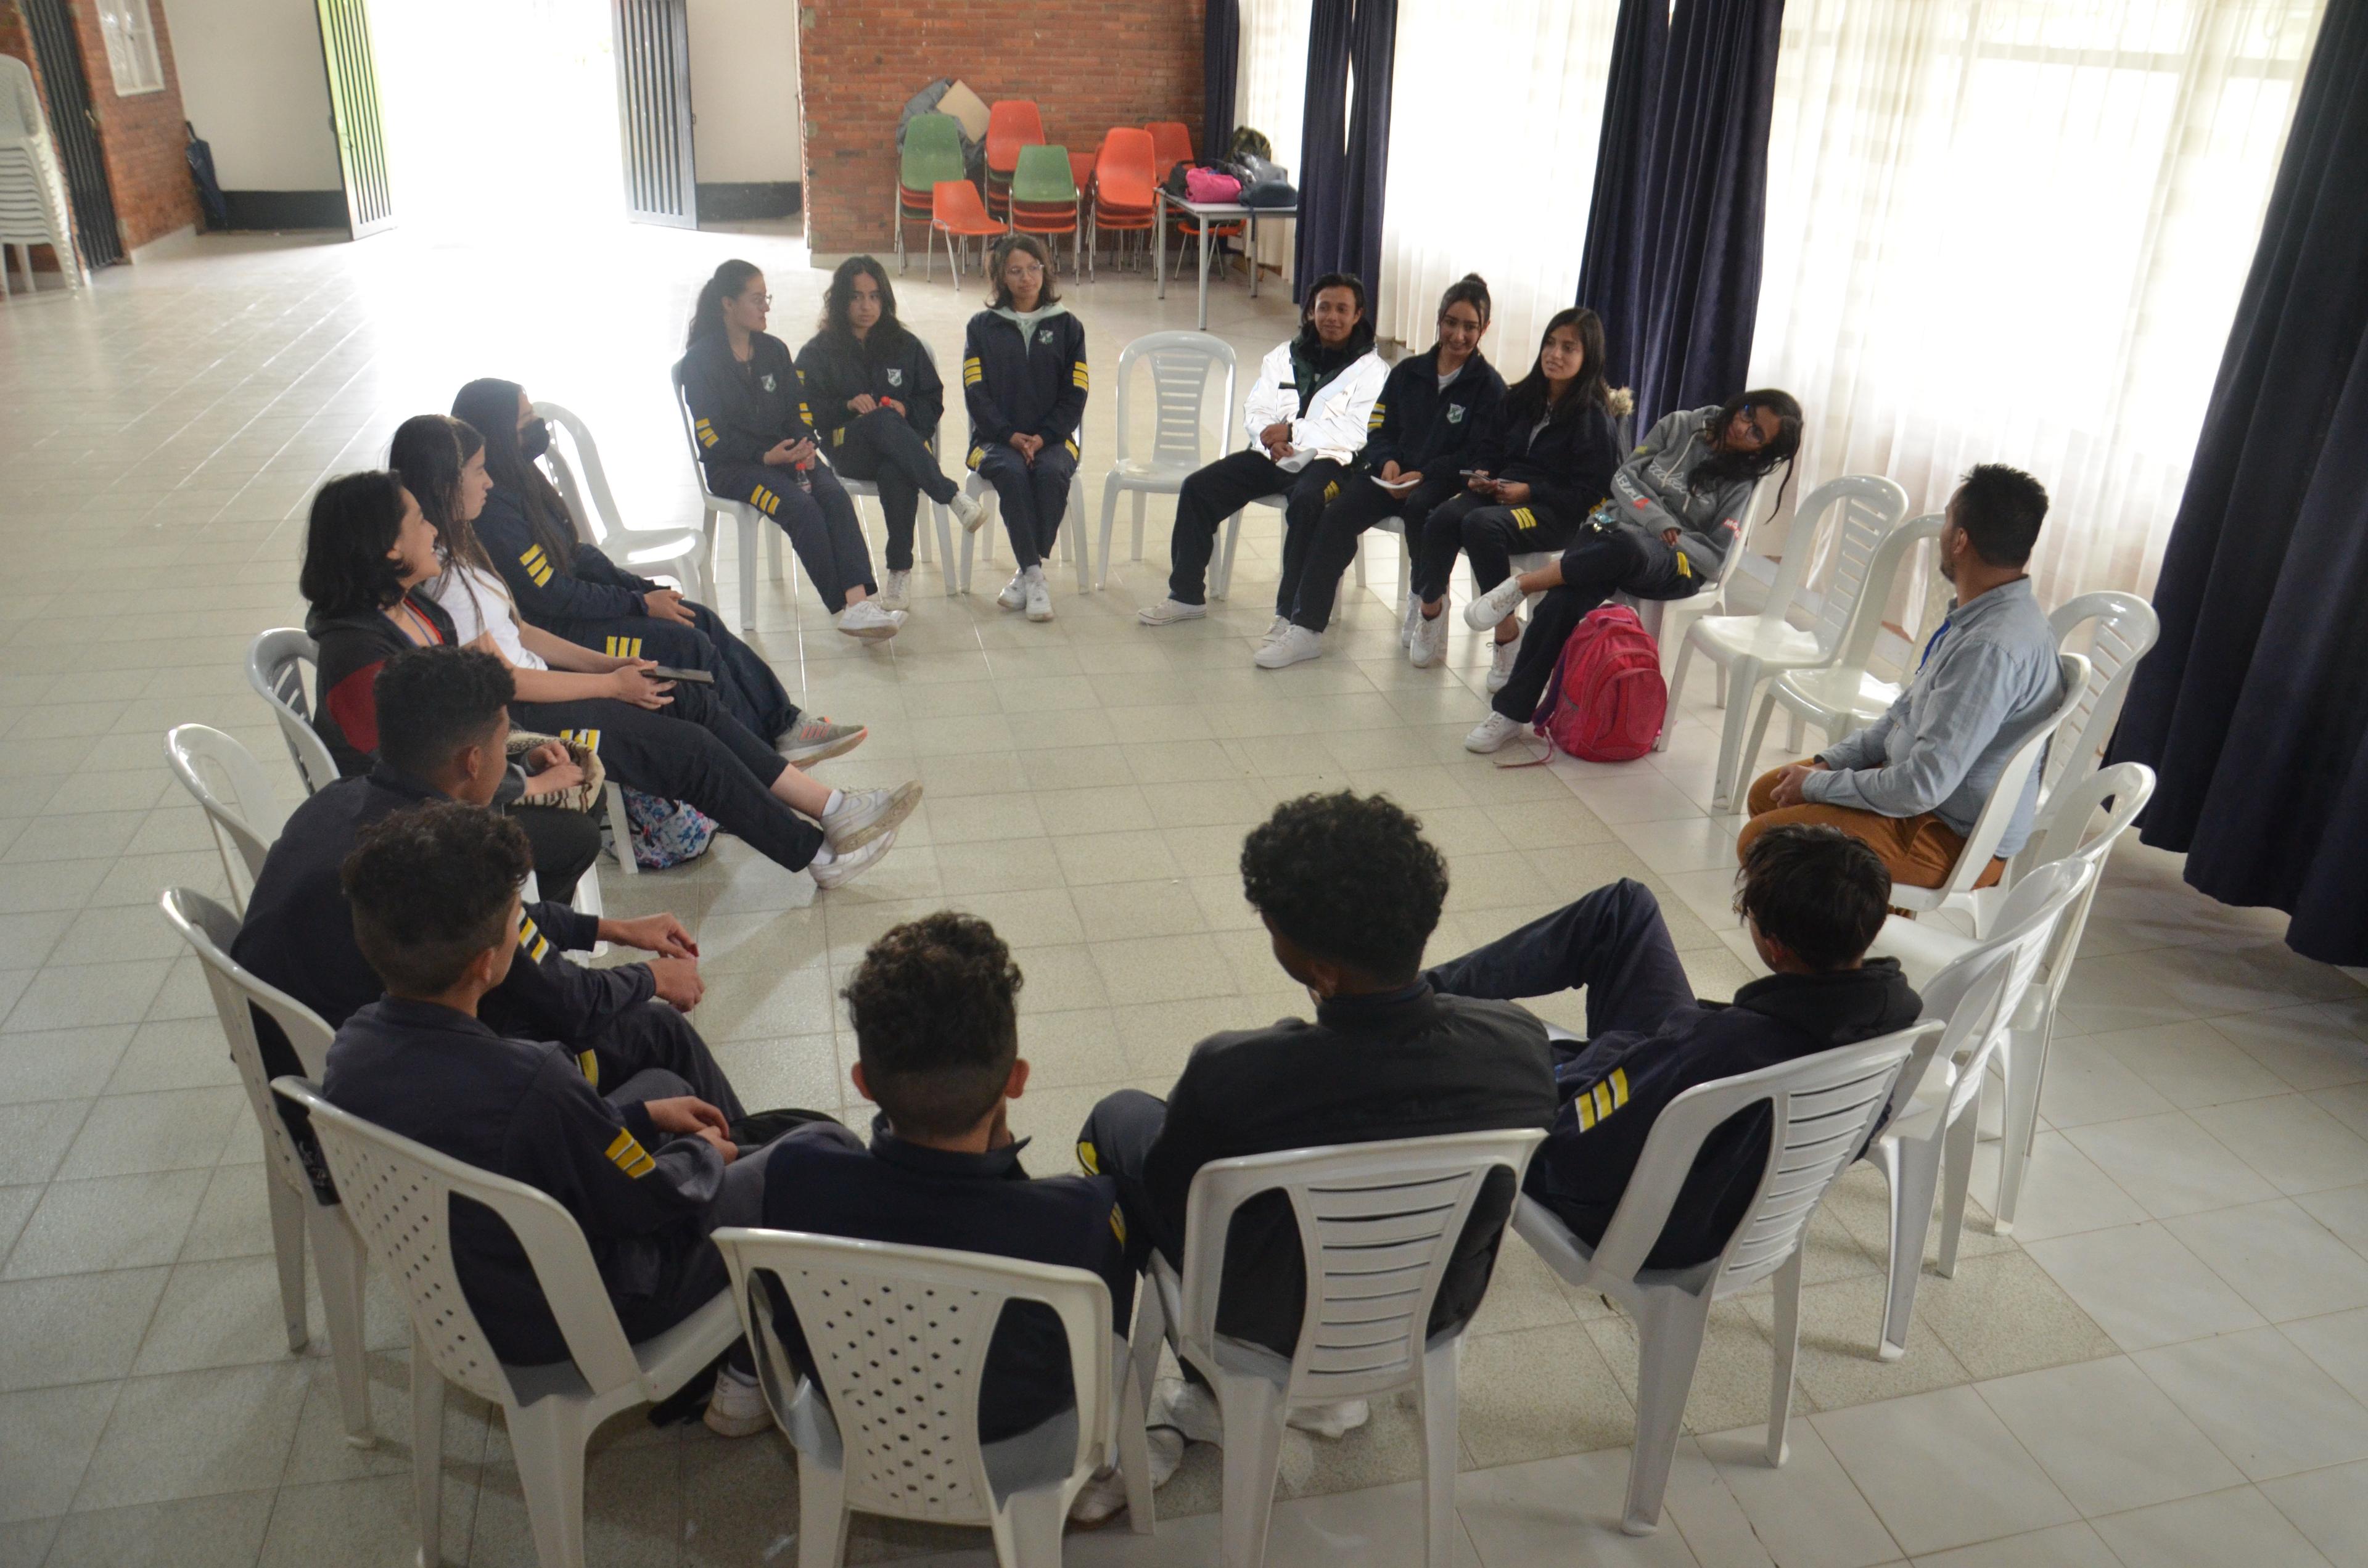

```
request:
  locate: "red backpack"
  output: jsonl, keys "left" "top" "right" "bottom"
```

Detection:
{"left": 1529, "top": 605, "right": 1667, "bottom": 761}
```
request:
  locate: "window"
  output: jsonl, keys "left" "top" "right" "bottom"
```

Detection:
{"left": 96, "top": 0, "right": 165, "bottom": 97}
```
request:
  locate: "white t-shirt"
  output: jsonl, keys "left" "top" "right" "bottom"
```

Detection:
{"left": 424, "top": 562, "right": 548, "bottom": 672}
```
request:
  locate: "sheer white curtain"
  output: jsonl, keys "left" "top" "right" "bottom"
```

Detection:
{"left": 1235, "top": 0, "right": 1315, "bottom": 284}
{"left": 1375, "top": 0, "right": 1622, "bottom": 360}
{"left": 1748, "top": 0, "right": 2326, "bottom": 607}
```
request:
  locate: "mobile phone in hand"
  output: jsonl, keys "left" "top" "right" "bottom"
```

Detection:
{"left": 650, "top": 665, "right": 716, "bottom": 684}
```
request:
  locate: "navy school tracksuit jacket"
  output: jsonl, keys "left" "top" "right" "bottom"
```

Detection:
{"left": 759, "top": 1117, "right": 1133, "bottom": 1443}
{"left": 471, "top": 483, "right": 667, "bottom": 630}
{"left": 680, "top": 330, "right": 826, "bottom": 525}
{"left": 795, "top": 325, "right": 946, "bottom": 451}
{"left": 321, "top": 998, "right": 725, "bottom": 1366}
{"left": 1359, "top": 348, "right": 1507, "bottom": 478}
{"left": 961, "top": 305, "right": 1088, "bottom": 468}
{"left": 1471, "top": 393, "right": 1622, "bottom": 525}
{"left": 1527, "top": 961, "right": 1923, "bottom": 1270}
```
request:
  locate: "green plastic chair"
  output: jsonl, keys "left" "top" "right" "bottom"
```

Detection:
{"left": 896, "top": 115, "right": 968, "bottom": 274}
{"left": 1009, "top": 143, "right": 1081, "bottom": 272}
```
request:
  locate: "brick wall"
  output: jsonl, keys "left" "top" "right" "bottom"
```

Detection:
{"left": 1, "top": 0, "right": 200, "bottom": 267}
{"left": 799, "top": 1, "right": 1205, "bottom": 253}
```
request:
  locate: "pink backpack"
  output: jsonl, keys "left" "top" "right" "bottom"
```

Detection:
{"left": 1531, "top": 605, "right": 1667, "bottom": 761}
{"left": 1185, "top": 166, "right": 1243, "bottom": 203}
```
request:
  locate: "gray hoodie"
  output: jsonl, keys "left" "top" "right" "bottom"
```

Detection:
{"left": 1804, "top": 576, "right": 2062, "bottom": 855}
{"left": 1608, "top": 408, "right": 1759, "bottom": 581}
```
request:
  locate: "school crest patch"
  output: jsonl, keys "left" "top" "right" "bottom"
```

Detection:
{"left": 1038, "top": 329, "right": 1054, "bottom": 345}
{"left": 760, "top": 372, "right": 778, "bottom": 392}
{"left": 1447, "top": 404, "right": 1466, "bottom": 423}
{"left": 886, "top": 367, "right": 903, "bottom": 387}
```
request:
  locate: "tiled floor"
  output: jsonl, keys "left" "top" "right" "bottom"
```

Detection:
{"left": 2, "top": 223, "right": 2366, "bottom": 1567}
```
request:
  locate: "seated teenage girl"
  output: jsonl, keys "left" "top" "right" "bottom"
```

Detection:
{"left": 961, "top": 234, "right": 1089, "bottom": 623}
{"left": 300, "top": 471, "right": 601, "bottom": 905}
{"left": 384, "top": 416, "right": 922, "bottom": 889}
{"left": 1257, "top": 273, "right": 1506, "bottom": 669}
{"left": 680, "top": 260, "right": 900, "bottom": 641}
{"left": 795, "top": 256, "right": 984, "bottom": 609}
{"left": 1409, "top": 307, "right": 1622, "bottom": 694}
{"left": 1462, "top": 390, "right": 1804, "bottom": 754}
{"left": 445, "top": 378, "right": 847, "bottom": 762}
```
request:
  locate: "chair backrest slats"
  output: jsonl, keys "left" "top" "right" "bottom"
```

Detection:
{"left": 1113, "top": 331, "right": 1237, "bottom": 470}
{"left": 245, "top": 628, "right": 340, "bottom": 795}
{"left": 533, "top": 401, "right": 628, "bottom": 551}
{"left": 1757, "top": 475, "right": 1909, "bottom": 633}
{"left": 2040, "top": 591, "right": 2160, "bottom": 802}
{"left": 166, "top": 724, "right": 285, "bottom": 910}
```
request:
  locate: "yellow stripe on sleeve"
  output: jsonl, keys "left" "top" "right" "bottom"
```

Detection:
{"left": 1575, "top": 1094, "right": 1597, "bottom": 1133}
{"left": 1610, "top": 1067, "right": 1630, "bottom": 1109}
{"left": 604, "top": 1129, "right": 657, "bottom": 1178}
{"left": 577, "top": 1050, "right": 599, "bottom": 1088}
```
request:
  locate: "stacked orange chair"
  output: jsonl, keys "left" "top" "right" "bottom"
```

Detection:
{"left": 931, "top": 179, "right": 1008, "bottom": 287}
{"left": 984, "top": 100, "right": 1046, "bottom": 220}
{"left": 1088, "top": 128, "right": 1159, "bottom": 276}
{"left": 1144, "top": 120, "right": 1244, "bottom": 279}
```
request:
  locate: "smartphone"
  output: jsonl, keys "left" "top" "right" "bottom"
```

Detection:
{"left": 650, "top": 665, "right": 716, "bottom": 684}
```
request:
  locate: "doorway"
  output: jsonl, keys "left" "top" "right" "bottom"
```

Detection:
{"left": 20, "top": 0, "right": 123, "bottom": 268}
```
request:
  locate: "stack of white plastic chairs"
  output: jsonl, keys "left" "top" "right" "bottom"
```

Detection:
{"left": 0, "top": 54, "right": 83, "bottom": 297}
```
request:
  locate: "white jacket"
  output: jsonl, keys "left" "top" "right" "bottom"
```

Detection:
{"left": 1240, "top": 340, "right": 1390, "bottom": 473}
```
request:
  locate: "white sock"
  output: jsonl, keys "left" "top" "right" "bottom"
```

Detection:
{"left": 810, "top": 842, "right": 836, "bottom": 866}
{"left": 1024, "top": 563, "right": 1045, "bottom": 583}
{"left": 823, "top": 789, "right": 844, "bottom": 816}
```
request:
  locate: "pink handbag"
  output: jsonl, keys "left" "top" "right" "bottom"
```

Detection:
{"left": 1185, "top": 167, "right": 1243, "bottom": 203}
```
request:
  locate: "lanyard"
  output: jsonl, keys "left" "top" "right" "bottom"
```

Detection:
{"left": 1918, "top": 613, "right": 1953, "bottom": 672}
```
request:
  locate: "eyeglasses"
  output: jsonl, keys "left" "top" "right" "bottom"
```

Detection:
{"left": 1731, "top": 404, "right": 1768, "bottom": 448}
{"left": 1005, "top": 261, "right": 1046, "bottom": 277}
{"left": 744, "top": 293, "right": 773, "bottom": 308}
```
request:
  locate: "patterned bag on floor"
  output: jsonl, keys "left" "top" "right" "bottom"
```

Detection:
{"left": 621, "top": 787, "right": 717, "bottom": 869}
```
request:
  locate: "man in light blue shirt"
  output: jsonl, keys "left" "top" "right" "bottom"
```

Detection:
{"left": 1738, "top": 464, "right": 2063, "bottom": 889}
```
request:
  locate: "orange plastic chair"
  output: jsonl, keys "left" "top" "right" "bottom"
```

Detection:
{"left": 931, "top": 179, "right": 1008, "bottom": 287}
{"left": 985, "top": 100, "right": 1046, "bottom": 216}
{"left": 1088, "top": 128, "right": 1158, "bottom": 276}
{"left": 1144, "top": 121, "right": 1194, "bottom": 175}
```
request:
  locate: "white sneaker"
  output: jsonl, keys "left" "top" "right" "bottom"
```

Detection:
{"left": 779, "top": 715, "right": 867, "bottom": 766}
{"left": 1399, "top": 593, "right": 1422, "bottom": 649}
{"left": 1253, "top": 625, "right": 1323, "bottom": 669}
{"left": 808, "top": 829, "right": 895, "bottom": 889}
{"left": 822, "top": 781, "right": 923, "bottom": 851}
{"left": 1465, "top": 574, "right": 1530, "bottom": 631}
{"left": 1487, "top": 633, "right": 1522, "bottom": 694}
{"left": 879, "top": 569, "right": 912, "bottom": 611}
{"left": 837, "top": 599, "right": 902, "bottom": 640}
{"left": 1408, "top": 607, "right": 1449, "bottom": 668}
{"left": 949, "top": 488, "right": 987, "bottom": 532}
{"left": 1287, "top": 1398, "right": 1370, "bottom": 1440}
{"left": 1150, "top": 1377, "right": 1224, "bottom": 1447}
{"left": 1137, "top": 597, "right": 1207, "bottom": 626}
{"left": 1259, "top": 614, "right": 1290, "bottom": 645}
{"left": 1023, "top": 567, "right": 1054, "bottom": 622}
{"left": 997, "top": 569, "right": 1027, "bottom": 612}
{"left": 1465, "top": 712, "right": 1526, "bottom": 753}
{"left": 704, "top": 1367, "right": 771, "bottom": 1437}
{"left": 1068, "top": 1426, "right": 1186, "bottom": 1525}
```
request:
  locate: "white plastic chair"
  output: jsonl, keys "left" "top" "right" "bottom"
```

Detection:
{"left": 160, "top": 890, "right": 373, "bottom": 1447}
{"left": 1633, "top": 467, "right": 1786, "bottom": 681}
{"left": 1867, "top": 866, "right": 2086, "bottom": 1361}
{"left": 1658, "top": 475, "right": 1912, "bottom": 810}
{"left": 2029, "top": 590, "right": 2158, "bottom": 831}
{"left": 1871, "top": 763, "right": 2155, "bottom": 1233}
{"left": 166, "top": 724, "right": 287, "bottom": 913}
{"left": 1095, "top": 332, "right": 1238, "bottom": 589}
{"left": 672, "top": 357, "right": 786, "bottom": 631}
{"left": 271, "top": 1075, "right": 741, "bottom": 1568}
{"left": 1889, "top": 652, "right": 2092, "bottom": 932}
{"left": 710, "top": 1229, "right": 1156, "bottom": 1567}
{"left": 960, "top": 466, "right": 1093, "bottom": 596}
{"left": 1737, "top": 512, "right": 1947, "bottom": 779}
{"left": 1515, "top": 1022, "right": 1931, "bottom": 1533}
{"left": 533, "top": 400, "right": 709, "bottom": 602}
{"left": 247, "top": 628, "right": 341, "bottom": 795}
{"left": 1130, "top": 1128, "right": 1544, "bottom": 1568}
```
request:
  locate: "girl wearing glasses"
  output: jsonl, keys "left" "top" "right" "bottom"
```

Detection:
{"left": 1460, "top": 388, "right": 1805, "bottom": 755}
{"left": 1256, "top": 273, "right": 1505, "bottom": 669}
{"left": 682, "top": 260, "right": 901, "bottom": 641}
{"left": 960, "top": 234, "right": 1090, "bottom": 622}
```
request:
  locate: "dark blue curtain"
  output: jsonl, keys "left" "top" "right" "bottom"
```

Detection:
{"left": 1205, "top": 0, "right": 1241, "bottom": 158}
{"left": 1293, "top": 0, "right": 1396, "bottom": 301}
{"left": 2108, "top": 1, "right": 2368, "bottom": 964}
{"left": 1574, "top": 0, "right": 1669, "bottom": 387}
{"left": 1573, "top": 0, "right": 1785, "bottom": 425}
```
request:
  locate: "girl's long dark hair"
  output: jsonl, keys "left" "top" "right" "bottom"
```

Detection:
{"left": 1502, "top": 307, "right": 1611, "bottom": 428}
{"left": 298, "top": 470, "right": 412, "bottom": 617}
{"left": 1696, "top": 388, "right": 1806, "bottom": 488}
{"left": 986, "top": 234, "right": 1062, "bottom": 310}
{"left": 449, "top": 377, "right": 575, "bottom": 566}
{"left": 818, "top": 254, "right": 909, "bottom": 347}
{"left": 390, "top": 414, "right": 504, "bottom": 633}
{"left": 688, "top": 258, "right": 763, "bottom": 351}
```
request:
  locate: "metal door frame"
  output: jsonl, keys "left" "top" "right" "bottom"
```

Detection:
{"left": 20, "top": 0, "right": 123, "bottom": 268}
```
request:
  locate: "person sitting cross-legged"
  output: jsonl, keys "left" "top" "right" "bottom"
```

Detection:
{"left": 1074, "top": 791, "right": 1555, "bottom": 1474}
{"left": 1737, "top": 463, "right": 2062, "bottom": 890}
{"left": 1137, "top": 274, "right": 1389, "bottom": 631}
{"left": 751, "top": 911, "right": 1142, "bottom": 1519}
{"left": 320, "top": 803, "right": 811, "bottom": 1436}
{"left": 1424, "top": 826, "right": 1921, "bottom": 1266}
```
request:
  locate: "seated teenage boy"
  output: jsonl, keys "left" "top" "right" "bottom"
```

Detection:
{"left": 1738, "top": 464, "right": 2063, "bottom": 890}
{"left": 1075, "top": 791, "right": 1555, "bottom": 1455}
{"left": 234, "top": 647, "right": 731, "bottom": 1114}
{"left": 1425, "top": 825, "right": 1920, "bottom": 1265}
{"left": 1136, "top": 275, "right": 1389, "bottom": 629}
{"left": 753, "top": 913, "right": 1133, "bottom": 1461}
{"left": 321, "top": 804, "right": 788, "bottom": 1435}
